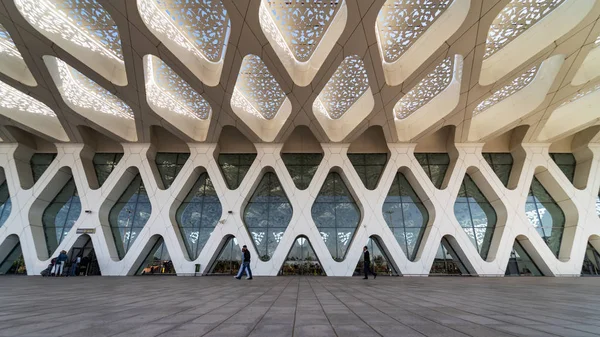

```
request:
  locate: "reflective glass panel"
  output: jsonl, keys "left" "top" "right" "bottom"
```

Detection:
{"left": 429, "top": 238, "right": 468, "bottom": 275}
{"left": 42, "top": 178, "right": 80, "bottom": 256}
{"left": 505, "top": 240, "right": 543, "bottom": 276}
{"left": 382, "top": 172, "right": 428, "bottom": 260}
{"left": 348, "top": 153, "right": 387, "bottom": 190}
{"left": 0, "top": 180, "right": 11, "bottom": 228}
{"left": 136, "top": 237, "right": 175, "bottom": 275}
{"left": 550, "top": 153, "right": 576, "bottom": 183}
{"left": 208, "top": 236, "right": 241, "bottom": 275}
{"left": 243, "top": 172, "right": 291, "bottom": 261}
{"left": 312, "top": 172, "right": 360, "bottom": 261}
{"left": 414, "top": 153, "right": 449, "bottom": 189}
{"left": 525, "top": 178, "right": 565, "bottom": 257}
{"left": 155, "top": 152, "right": 190, "bottom": 188}
{"left": 109, "top": 173, "right": 151, "bottom": 259}
{"left": 31, "top": 153, "right": 56, "bottom": 183}
{"left": 93, "top": 153, "right": 123, "bottom": 187}
{"left": 483, "top": 153, "right": 513, "bottom": 187}
{"left": 354, "top": 237, "right": 398, "bottom": 276}
{"left": 279, "top": 237, "right": 325, "bottom": 276}
{"left": 582, "top": 243, "right": 600, "bottom": 276}
{"left": 218, "top": 154, "right": 256, "bottom": 189}
{"left": 281, "top": 153, "right": 323, "bottom": 190}
{"left": 454, "top": 175, "right": 496, "bottom": 259}
{"left": 0, "top": 242, "right": 26, "bottom": 275}
{"left": 176, "top": 173, "right": 222, "bottom": 260}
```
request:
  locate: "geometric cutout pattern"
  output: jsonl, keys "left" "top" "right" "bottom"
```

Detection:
{"left": 0, "top": 241, "right": 26, "bottom": 275}
{"left": 483, "top": 153, "right": 513, "bottom": 187}
{"left": 208, "top": 236, "right": 241, "bottom": 275}
{"left": 92, "top": 153, "right": 123, "bottom": 187}
{"left": 42, "top": 177, "right": 80, "bottom": 256}
{"left": 429, "top": 237, "right": 468, "bottom": 275}
{"left": 473, "top": 65, "right": 538, "bottom": 116}
{"left": 549, "top": 153, "right": 576, "bottom": 184}
{"left": 155, "top": 152, "right": 190, "bottom": 189}
{"left": 505, "top": 240, "right": 543, "bottom": 276}
{"left": 31, "top": 153, "right": 57, "bottom": 184}
{"left": 526, "top": 178, "right": 565, "bottom": 257}
{"left": 414, "top": 153, "right": 449, "bottom": 189}
{"left": 581, "top": 242, "right": 600, "bottom": 276}
{"left": 218, "top": 154, "right": 256, "bottom": 190}
{"left": 281, "top": 153, "right": 323, "bottom": 190}
{"left": 136, "top": 237, "right": 175, "bottom": 275}
{"left": 348, "top": 153, "right": 387, "bottom": 190}
{"left": 354, "top": 237, "right": 398, "bottom": 276}
{"left": 280, "top": 236, "right": 324, "bottom": 276}
{"left": 0, "top": 180, "right": 12, "bottom": 229}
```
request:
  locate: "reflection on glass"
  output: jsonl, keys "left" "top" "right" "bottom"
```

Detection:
{"left": 136, "top": 237, "right": 175, "bottom": 275}
{"left": 550, "top": 153, "right": 576, "bottom": 183}
{"left": 414, "top": 153, "right": 449, "bottom": 189}
{"left": 0, "top": 242, "right": 26, "bottom": 275}
{"left": 42, "top": 178, "right": 80, "bottom": 256}
{"left": 347, "top": 153, "right": 387, "bottom": 190}
{"left": 281, "top": 153, "right": 322, "bottom": 190}
{"left": 505, "top": 240, "right": 543, "bottom": 276}
{"left": 454, "top": 174, "right": 496, "bottom": 259}
{"left": 67, "top": 236, "right": 101, "bottom": 276}
{"left": 279, "top": 237, "right": 325, "bottom": 276}
{"left": 312, "top": 172, "right": 360, "bottom": 261}
{"left": 243, "top": 172, "right": 291, "bottom": 261}
{"left": 155, "top": 152, "right": 190, "bottom": 188}
{"left": 429, "top": 237, "right": 468, "bottom": 275}
{"left": 483, "top": 153, "right": 513, "bottom": 187}
{"left": 0, "top": 180, "right": 12, "bottom": 228}
{"left": 382, "top": 172, "right": 428, "bottom": 261}
{"left": 176, "top": 173, "right": 222, "bottom": 260}
{"left": 31, "top": 153, "right": 57, "bottom": 183}
{"left": 581, "top": 243, "right": 600, "bottom": 276}
{"left": 208, "top": 236, "right": 241, "bottom": 275}
{"left": 109, "top": 173, "right": 152, "bottom": 259}
{"left": 525, "top": 178, "right": 565, "bottom": 257}
{"left": 354, "top": 237, "right": 398, "bottom": 276}
{"left": 93, "top": 153, "right": 123, "bottom": 187}
{"left": 218, "top": 154, "right": 256, "bottom": 189}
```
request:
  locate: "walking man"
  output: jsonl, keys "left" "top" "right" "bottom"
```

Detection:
{"left": 235, "top": 245, "right": 253, "bottom": 280}
{"left": 363, "top": 246, "right": 377, "bottom": 279}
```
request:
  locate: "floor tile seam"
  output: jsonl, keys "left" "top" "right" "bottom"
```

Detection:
{"left": 245, "top": 278, "right": 298, "bottom": 336}
{"left": 308, "top": 278, "right": 382, "bottom": 337}
{"left": 290, "top": 277, "right": 301, "bottom": 337}
{"left": 365, "top": 286, "right": 568, "bottom": 337}
{"left": 395, "top": 287, "right": 600, "bottom": 330}
{"left": 196, "top": 278, "right": 292, "bottom": 337}
{"left": 301, "top": 279, "right": 340, "bottom": 337}
{"left": 344, "top": 284, "right": 525, "bottom": 337}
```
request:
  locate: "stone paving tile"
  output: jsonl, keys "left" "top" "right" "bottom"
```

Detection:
{"left": 2, "top": 276, "right": 600, "bottom": 336}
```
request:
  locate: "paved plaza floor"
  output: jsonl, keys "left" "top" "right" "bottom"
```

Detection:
{"left": 0, "top": 276, "right": 599, "bottom": 337}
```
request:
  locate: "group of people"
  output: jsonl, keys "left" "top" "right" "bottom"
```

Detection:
{"left": 233, "top": 245, "right": 377, "bottom": 279}
{"left": 45, "top": 250, "right": 86, "bottom": 277}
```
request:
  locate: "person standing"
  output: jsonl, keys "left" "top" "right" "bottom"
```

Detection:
{"left": 362, "top": 246, "right": 377, "bottom": 279}
{"left": 235, "top": 245, "right": 253, "bottom": 280}
{"left": 54, "top": 250, "right": 68, "bottom": 277}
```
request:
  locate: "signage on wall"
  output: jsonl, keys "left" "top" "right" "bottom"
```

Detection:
{"left": 76, "top": 228, "right": 96, "bottom": 234}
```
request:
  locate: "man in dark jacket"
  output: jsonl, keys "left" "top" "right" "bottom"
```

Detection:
{"left": 235, "top": 245, "right": 253, "bottom": 280}
{"left": 363, "top": 246, "right": 377, "bottom": 279}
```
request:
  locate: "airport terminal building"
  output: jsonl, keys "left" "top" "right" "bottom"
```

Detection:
{"left": 0, "top": 0, "right": 600, "bottom": 277}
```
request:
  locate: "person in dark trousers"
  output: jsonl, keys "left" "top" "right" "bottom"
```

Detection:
{"left": 235, "top": 245, "right": 253, "bottom": 280}
{"left": 53, "top": 250, "right": 68, "bottom": 277}
{"left": 363, "top": 246, "right": 377, "bottom": 279}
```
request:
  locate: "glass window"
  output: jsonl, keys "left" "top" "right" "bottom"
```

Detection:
{"left": 281, "top": 153, "right": 323, "bottom": 190}
{"left": 382, "top": 173, "right": 428, "bottom": 261}
{"left": 429, "top": 237, "right": 469, "bottom": 275}
{"left": 414, "top": 153, "right": 449, "bottom": 189}
{"left": 155, "top": 152, "right": 190, "bottom": 188}
{"left": 280, "top": 237, "right": 325, "bottom": 276}
{"left": 312, "top": 172, "right": 360, "bottom": 261}
{"left": 208, "top": 236, "right": 241, "bottom": 275}
{"left": 42, "top": 178, "right": 80, "bottom": 256}
{"left": 581, "top": 243, "right": 600, "bottom": 276}
{"left": 136, "top": 237, "right": 175, "bottom": 275}
{"left": 176, "top": 173, "right": 222, "bottom": 260}
{"left": 0, "top": 242, "right": 26, "bottom": 275}
{"left": 354, "top": 237, "right": 398, "bottom": 276}
{"left": 30, "top": 153, "right": 57, "bottom": 183}
{"left": 549, "top": 153, "right": 576, "bottom": 183}
{"left": 454, "top": 175, "right": 496, "bottom": 260}
{"left": 482, "top": 153, "right": 513, "bottom": 187}
{"left": 109, "top": 173, "right": 151, "bottom": 259}
{"left": 93, "top": 153, "right": 123, "bottom": 187}
{"left": 525, "top": 178, "right": 565, "bottom": 257}
{"left": 218, "top": 154, "right": 256, "bottom": 189}
{"left": 0, "top": 180, "right": 11, "bottom": 228}
{"left": 505, "top": 240, "right": 543, "bottom": 276}
{"left": 347, "top": 153, "right": 387, "bottom": 190}
{"left": 243, "top": 172, "right": 292, "bottom": 261}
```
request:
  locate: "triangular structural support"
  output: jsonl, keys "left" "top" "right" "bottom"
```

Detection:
{"left": 0, "top": 235, "right": 25, "bottom": 275}
{"left": 206, "top": 236, "right": 242, "bottom": 275}
{"left": 581, "top": 242, "right": 600, "bottom": 276}
{"left": 505, "top": 240, "right": 543, "bottom": 276}
{"left": 66, "top": 234, "right": 101, "bottom": 276}
{"left": 135, "top": 236, "right": 175, "bottom": 275}
{"left": 429, "top": 237, "right": 469, "bottom": 276}
{"left": 354, "top": 237, "right": 399, "bottom": 277}
{"left": 280, "top": 236, "right": 325, "bottom": 276}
